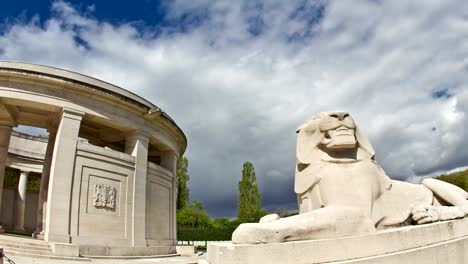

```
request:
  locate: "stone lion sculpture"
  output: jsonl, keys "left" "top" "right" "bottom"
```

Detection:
{"left": 232, "top": 112, "right": 468, "bottom": 244}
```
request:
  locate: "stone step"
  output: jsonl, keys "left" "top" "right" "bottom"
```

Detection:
{"left": 0, "top": 234, "right": 49, "bottom": 247}
{"left": 2, "top": 246, "right": 52, "bottom": 255}
{"left": 0, "top": 234, "right": 91, "bottom": 261}
{"left": 0, "top": 241, "right": 50, "bottom": 250}
{"left": 81, "top": 253, "right": 180, "bottom": 259}
{"left": 3, "top": 249, "right": 91, "bottom": 262}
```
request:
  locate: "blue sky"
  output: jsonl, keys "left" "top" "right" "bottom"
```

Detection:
{"left": 1, "top": 0, "right": 468, "bottom": 218}
{"left": 1, "top": 1, "right": 166, "bottom": 26}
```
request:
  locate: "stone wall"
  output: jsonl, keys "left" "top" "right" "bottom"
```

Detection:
{"left": 9, "top": 131, "right": 47, "bottom": 160}
{"left": 70, "top": 142, "right": 136, "bottom": 246}
{"left": 67, "top": 142, "right": 176, "bottom": 255}
{"left": 146, "top": 161, "right": 175, "bottom": 245}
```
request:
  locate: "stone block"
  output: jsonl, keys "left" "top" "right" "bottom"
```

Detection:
{"left": 51, "top": 243, "right": 80, "bottom": 257}
{"left": 176, "top": 245, "right": 196, "bottom": 256}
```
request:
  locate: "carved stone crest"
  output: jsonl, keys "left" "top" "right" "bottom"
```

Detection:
{"left": 93, "top": 184, "right": 116, "bottom": 209}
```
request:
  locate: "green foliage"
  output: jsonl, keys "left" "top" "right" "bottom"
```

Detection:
{"left": 187, "top": 199, "right": 205, "bottom": 211}
{"left": 177, "top": 200, "right": 213, "bottom": 229}
{"left": 212, "top": 218, "right": 230, "bottom": 229}
{"left": 177, "top": 216, "right": 242, "bottom": 241}
{"left": 177, "top": 227, "right": 237, "bottom": 241}
{"left": 177, "top": 156, "right": 190, "bottom": 210}
{"left": 256, "top": 208, "right": 268, "bottom": 220}
{"left": 237, "top": 161, "right": 264, "bottom": 223}
{"left": 212, "top": 218, "right": 242, "bottom": 229}
{"left": 435, "top": 169, "right": 468, "bottom": 191}
{"left": 3, "top": 168, "right": 18, "bottom": 189}
{"left": 227, "top": 218, "right": 242, "bottom": 228}
{"left": 27, "top": 174, "right": 40, "bottom": 192}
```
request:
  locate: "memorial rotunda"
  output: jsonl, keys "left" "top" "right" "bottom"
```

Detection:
{"left": 0, "top": 61, "right": 186, "bottom": 257}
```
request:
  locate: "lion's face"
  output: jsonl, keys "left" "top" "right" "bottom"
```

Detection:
{"left": 296, "top": 112, "right": 375, "bottom": 165}
{"left": 318, "top": 112, "right": 356, "bottom": 149}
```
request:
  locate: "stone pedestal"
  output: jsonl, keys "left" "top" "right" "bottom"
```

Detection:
{"left": 205, "top": 218, "right": 468, "bottom": 264}
{"left": 14, "top": 170, "right": 29, "bottom": 231}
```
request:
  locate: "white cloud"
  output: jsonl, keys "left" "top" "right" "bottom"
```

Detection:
{"left": 1, "top": 0, "right": 468, "bottom": 217}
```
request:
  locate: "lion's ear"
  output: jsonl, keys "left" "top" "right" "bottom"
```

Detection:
{"left": 296, "top": 126, "right": 322, "bottom": 165}
{"left": 355, "top": 127, "right": 375, "bottom": 159}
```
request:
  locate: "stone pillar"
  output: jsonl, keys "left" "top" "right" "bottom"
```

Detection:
{"left": 161, "top": 151, "right": 178, "bottom": 241}
{"left": 33, "top": 129, "right": 57, "bottom": 238}
{"left": 45, "top": 109, "right": 84, "bottom": 243}
{"left": 0, "top": 122, "right": 15, "bottom": 232}
{"left": 125, "top": 130, "right": 149, "bottom": 247}
{"left": 14, "top": 170, "right": 29, "bottom": 231}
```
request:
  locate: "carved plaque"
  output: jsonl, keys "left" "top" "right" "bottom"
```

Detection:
{"left": 93, "top": 184, "right": 116, "bottom": 209}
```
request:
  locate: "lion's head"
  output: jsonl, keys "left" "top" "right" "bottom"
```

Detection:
{"left": 296, "top": 112, "right": 375, "bottom": 164}
{"left": 294, "top": 112, "right": 384, "bottom": 194}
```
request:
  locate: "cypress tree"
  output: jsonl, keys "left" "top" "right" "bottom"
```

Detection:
{"left": 177, "top": 156, "right": 190, "bottom": 210}
{"left": 237, "top": 161, "right": 263, "bottom": 222}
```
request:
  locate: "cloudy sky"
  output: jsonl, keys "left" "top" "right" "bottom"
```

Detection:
{"left": 1, "top": 0, "right": 468, "bottom": 218}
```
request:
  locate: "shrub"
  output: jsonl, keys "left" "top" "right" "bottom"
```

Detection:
{"left": 177, "top": 227, "right": 237, "bottom": 241}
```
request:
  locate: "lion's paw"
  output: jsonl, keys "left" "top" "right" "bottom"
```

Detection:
{"left": 411, "top": 205, "right": 466, "bottom": 224}
{"left": 411, "top": 205, "right": 440, "bottom": 224}
{"left": 259, "top": 214, "right": 280, "bottom": 223}
{"left": 438, "top": 206, "right": 465, "bottom": 221}
{"left": 232, "top": 223, "right": 286, "bottom": 244}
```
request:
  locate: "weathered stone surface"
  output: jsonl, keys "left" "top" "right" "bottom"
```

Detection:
{"left": 207, "top": 218, "right": 468, "bottom": 264}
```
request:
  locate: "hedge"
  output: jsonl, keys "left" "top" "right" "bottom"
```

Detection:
{"left": 177, "top": 227, "right": 236, "bottom": 241}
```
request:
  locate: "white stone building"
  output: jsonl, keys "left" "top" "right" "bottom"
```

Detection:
{"left": 0, "top": 61, "right": 187, "bottom": 256}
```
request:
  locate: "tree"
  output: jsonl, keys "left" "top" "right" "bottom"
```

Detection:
{"left": 212, "top": 218, "right": 231, "bottom": 229}
{"left": 436, "top": 169, "right": 468, "bottom": 191}
{"left": 177, "top": 200, "right": 213, "bottom": 229}
{"left": 237, "top": 161, "right": 265, "bottom": 223}
{"left": 187, "top": 199, "right": 205, "bottom": 211}
{"left": 177, "top": 156, "right": 190, "bottom": 210}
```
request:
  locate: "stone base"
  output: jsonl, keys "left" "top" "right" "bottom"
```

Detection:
{"left": 51, "top": 243, "right": 80, "bottom": 257}
{"left": 205, "top": 218, "right": 468, "bottom": 264}
{"left": 79, "top": 245, "right": 176, "bottom": 257}
{"left": 176, "top": 245, "right": 196, "bottom": 256}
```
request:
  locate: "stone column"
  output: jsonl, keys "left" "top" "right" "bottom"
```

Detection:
{"left": 14, "top": 170, "right": 29, "bottom": 231}
{"left": 33, "top": 129, "right": 57, "bottom": 238}
{"left": 0, "top": 122, "right": 15, "bottom": 232}
{"left": 160, "top": 151, "right": 178, "bottom": 242}
{"left": 126, "top": 130, "right": 149, "bottom": 247}
{"left": 45, "top": 108, "right": 84, "bottom": 243}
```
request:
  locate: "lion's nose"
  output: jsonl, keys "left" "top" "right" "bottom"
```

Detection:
{"left": 329, "top": 112, "right": 349, "bottom": 121}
